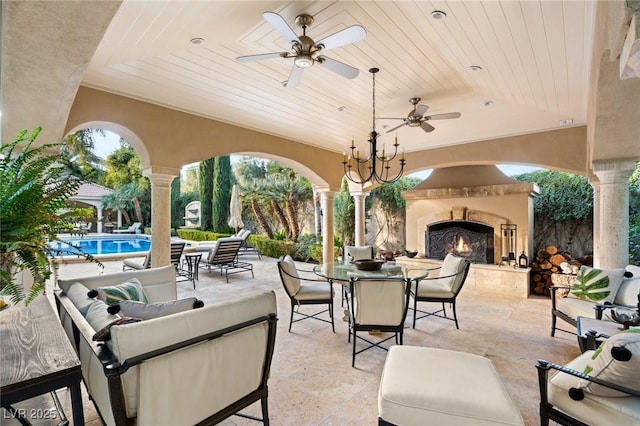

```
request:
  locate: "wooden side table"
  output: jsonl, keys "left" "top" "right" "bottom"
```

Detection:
{"left": 0, "top": 296, "right": 84, "bottom": 424}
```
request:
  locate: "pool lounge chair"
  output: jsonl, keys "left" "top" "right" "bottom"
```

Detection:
{"left": 113, "top": 222, "right": 142, "bottom": 234}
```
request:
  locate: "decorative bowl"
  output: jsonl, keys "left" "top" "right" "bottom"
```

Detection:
{"left": 353, "top": 259, "right": 385, "bottom": 271}
{"left": 404, "top": 250, "right": 418, "bottom": 258}
{"left": 610, "top": 307, "right": 640, "bottom": 329}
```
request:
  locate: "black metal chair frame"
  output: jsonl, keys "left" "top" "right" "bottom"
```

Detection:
{"left": 535, "top": 357, "right": 640, "bottom": 426}
{"left": 200, "top": 238, "right": 254, "bottom": 283}
{"left": 348, "top": 277, "right": 411, "bottom": 368}
{"left": 277, "top": 257, "right": 335, "bottom": 333}
{"left": 55, "top": 289, "right": 278, "bottom": 426}
{"left": 410, "top": 259, "right": 470, "bottom": 329}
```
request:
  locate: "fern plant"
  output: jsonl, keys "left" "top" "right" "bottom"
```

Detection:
{"left": 0, "top": 127, "right": 97, "bottom": 304}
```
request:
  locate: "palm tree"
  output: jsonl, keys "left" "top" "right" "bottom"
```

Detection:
{"left": 61, "top": 129, "right": 105, "bottom": 180}
{"left": 241, "top": 181, "right": 273, "bottom": 239}
{"left": 101, "top": 191, "right": 132, "bottom": 225}
{"left": 266, "top": 179, "right": 291, "bottom": 238}
{"left": 274, "top": 175, "right": 311, "bottom": 242}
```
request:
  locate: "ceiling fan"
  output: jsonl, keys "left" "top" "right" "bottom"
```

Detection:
{"left": 381, "top": 97, "right": 461, "bottom": 133}
{"left": 236, "top": 12, "right": 366, "bottom": 88}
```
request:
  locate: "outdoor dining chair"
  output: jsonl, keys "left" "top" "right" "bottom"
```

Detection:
{"left": 277, "top": 255, "right": 334, "bottom": 333}
{"left": 348, "top": 276, "right": 410, "bottom": 367}
{"left": 410, "top": 253, "right": 471, "bottom": 329}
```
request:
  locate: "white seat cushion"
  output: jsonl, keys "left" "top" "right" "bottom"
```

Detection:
{"left": 295, "top": 282, "right": 331, "bottom": 301}
{"left": 379, "top": 346, "right": 524, "bottom": 426}
{"left": 556, "top": 296, "right": 599, "bottom": 320}
{"left": 549, "top": 350, "right": 640, "bottom": 425}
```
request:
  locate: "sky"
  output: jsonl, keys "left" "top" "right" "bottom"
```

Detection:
{"left": 93, "top": 130, "right": 541, "bottom": 177}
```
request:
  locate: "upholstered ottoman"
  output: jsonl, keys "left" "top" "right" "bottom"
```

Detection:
{"left": 378, "top": 346, "right": 524, "bottom": 426}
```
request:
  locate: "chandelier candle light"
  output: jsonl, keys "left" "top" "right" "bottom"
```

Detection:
{"left": 342, "top": 68, "right": 406, "bottom": 184}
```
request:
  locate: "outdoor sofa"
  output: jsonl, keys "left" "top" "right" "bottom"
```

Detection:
{"left": 56, "top": 266, "right": 277, "bottom": 426}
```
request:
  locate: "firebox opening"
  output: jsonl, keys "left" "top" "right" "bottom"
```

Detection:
{"left": 425, "top": 221, "right": 494, "bottom": 264}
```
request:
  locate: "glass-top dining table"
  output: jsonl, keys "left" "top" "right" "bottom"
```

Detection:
{"left": 313, "top": 261, "right": 433, "bottom": 283}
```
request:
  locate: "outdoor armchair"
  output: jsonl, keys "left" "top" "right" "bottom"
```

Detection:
{"left": 410, "top": 253, "right": 471, "bottom": 329}
{"left": 338, "top": 245, "right": 375, "bottom": 306}
{"left": 277, "top": 255, "right": 334, "bottom": 333}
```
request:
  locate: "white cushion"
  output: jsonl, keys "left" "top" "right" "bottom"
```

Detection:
{"left": 569, "top": 266, "right": 626, "bottom": 303}
{"left": 344, "top": 246, "right": 373, "bottom": 261}
{"left": 295, "top": 282, "right": 332, "bottom": 301}
{"left": 428, "top": 253, "right": 466, "bottom": 292}
{"left": 110, "top": 290, "right": 277, "bottom": 421}
{"left": 57, "top": 265, "right": 177, "bottom": 303}
{"left": 379, "top": 346, "right": 524, "bottom": 426}
{"left": 579, "top": 329, "right": 640, "bottom": 396}
{"left": 354, "top": 279, "right": 406, "bottom": 326}
{"left": 65, "top": 282, "right": 94, "bottom": 315}
{"left": 556, "top": 296, "right": 600, "bottom": 320}
{"left": 85, "top": 299, "right": 120, "bottom": 331}
{"left": 279, "top": 255, "right": 301, "bottom": 296}
{"left": 614, "top": 265, "right": 640, "bottom": 306}
{"left": 549, "top": 350, "right": 640, "bottom": 424}
{"left": 115, "top": 297, "right": 200, "bottom": 320}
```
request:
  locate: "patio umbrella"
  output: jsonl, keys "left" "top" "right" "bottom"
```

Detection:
{"left": 228, "top": 184, "right": 244, "bottom": 234}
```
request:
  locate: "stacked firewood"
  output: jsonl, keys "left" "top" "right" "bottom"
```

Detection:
{"left": 530, "top": 245, "right": 583, "bottom": 296}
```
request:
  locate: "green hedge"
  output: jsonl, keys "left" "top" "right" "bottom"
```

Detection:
{"left": 176, "top": 229, "right": 232, "bottom": 241}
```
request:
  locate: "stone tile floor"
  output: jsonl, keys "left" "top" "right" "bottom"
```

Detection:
{"left": 3, "top": 255, "right": 580, "bottom": 425}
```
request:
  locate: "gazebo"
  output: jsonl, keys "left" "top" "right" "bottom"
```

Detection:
{"left": 68, "top": 182, "right": 121, "bottom": 233}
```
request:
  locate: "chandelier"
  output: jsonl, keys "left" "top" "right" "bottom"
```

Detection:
{"left": 342, "top": 67, "right": 406, "bottom": 184}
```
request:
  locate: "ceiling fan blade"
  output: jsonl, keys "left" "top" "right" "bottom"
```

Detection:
{"left": 413, "top": 104, "right": 429, "bottom": 117}
{"left": 385, "top": 122, "right": 408, "bottom": 133}
{"left": 378, "top": 117, "right": 408, "bottom": 120}
{"left": 263, "top": 12, "right": 300, "bottom": 44}
{"left": 236, "top": 52, "right": 288, "bottom": 63}
{"left": 284, "top": 65, "right": 304, "bottom": 88}
{"left": 316, "top": 25, "right": 366, "bottom": 52}
{"left": 426, "top": 112, "right": 462, "bottom": 120}
{"left": 316, "top": 56, "right": 359, "bottom": 79}
{"left": 420, "top": 121, "right": 436, "bottom": 133}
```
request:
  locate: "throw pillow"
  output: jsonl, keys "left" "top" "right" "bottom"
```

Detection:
{"left": 569, "top": 266, "right": 626, "bottom": 303}
{"left": 107, "top": 297, "right": 204, "bottom": 320}
{"left": 64, "top": 282, "right": 94, "bottom": 315}
{"left": 87, "top": 278, "right": 149, "bottom": 305}
{"left": 579, "top": 329, "right": 640, "bottom": 397}
{"left": 85, "top": 299, "right": 121, "bottom": 334}
{"left": 93, "top": 317, "right": 142, "bottom": 342}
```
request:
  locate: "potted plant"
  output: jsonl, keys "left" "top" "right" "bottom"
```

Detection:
{"left": 0, "top": 127, "right": 98, "bottom": 304}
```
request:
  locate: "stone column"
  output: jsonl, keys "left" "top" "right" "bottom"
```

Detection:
{"left": 319, "top": 191, "right": 335, "bottom": 263}
{"left": 96, "top": 204, "right": 103, "bottom": 233}
{"left": 352, "top": 191, "right": 369, "bottom": 246}
{"left": 588, "top": 175, "right": 601, "bottom": 266}
{"left": 144, "top": 170, "right": 179, "bottom": 267}
{"left": 593, "top": 160, "right": 636, "bottom": 269}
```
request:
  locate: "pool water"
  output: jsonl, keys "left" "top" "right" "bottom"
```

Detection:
{"left": 51, "top": 237, "right": 151, "bottom": 256}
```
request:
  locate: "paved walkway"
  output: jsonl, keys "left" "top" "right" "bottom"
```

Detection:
{"left": 7, "top": 255, "right": 579, "bottom": 425}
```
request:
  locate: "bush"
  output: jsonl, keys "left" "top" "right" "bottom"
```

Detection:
{"left": 176, "top": 229, "right": 232, "bottom": 241}
{"left": 255, "top": 239, "right": 294, "bottom": 258}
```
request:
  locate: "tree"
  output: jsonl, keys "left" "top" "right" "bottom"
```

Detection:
{"left": 369, "top": 177, "right": 421, "bottom": 249}
{"left": 629, "top": 164, "right": 640, "bottom": 264}
{"left": 102, "top": 143, "right": 149, "bottom": 225}
{"left": 199, "top": 158, "right": 214, "bottom": 230}
{"left": 60, "top": 128, "right": 106, "bottom": 181}
{"left": 212, "top": 156, "right": 232, "bottom": 232}
{"left": 171, "top": 176, "right": 181, "bottom": 229}
{"left": 334, "top": 178, "right": 355, "bottom": 247}
{"left": 242, "top": 180, "right": 274, "bottom": 239}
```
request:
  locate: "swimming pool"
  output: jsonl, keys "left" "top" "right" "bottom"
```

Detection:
{"left": 51, "top": 236, "right": 151, "bottom": 256}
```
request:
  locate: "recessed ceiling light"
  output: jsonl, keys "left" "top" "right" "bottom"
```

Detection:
{"left": 190, "top": 37, "right": 204, "bottom": 45}
{"left": 337, "top": 106, "right": 346, "bottom": 112}
{"left": 484, "top": 100, "right": 494, "bottom": 107}
{"left": 470, "top": 65, "right": 482, "bottom": 71}
{"left": 431, "top": 10, "right": 447, "bottom": 20}
{"left": 281, "top": 80, "right": 288, "bottom": 87}
{"left": 559, "top": 118, "right": 573, "bottom": 126}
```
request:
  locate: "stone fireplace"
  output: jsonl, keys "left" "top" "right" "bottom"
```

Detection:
{"left": 398, "top": 165, "right": 539, "bottom": 298}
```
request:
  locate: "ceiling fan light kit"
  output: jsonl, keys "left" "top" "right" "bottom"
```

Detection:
{"left": 343, "top": 68, "right": 406, "bottom": 185}
{"left": 380, "top": 97, "right": 461, "bottom": 134}
{"left": 236, "top": 12, "right": 366, "bottom": 88}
